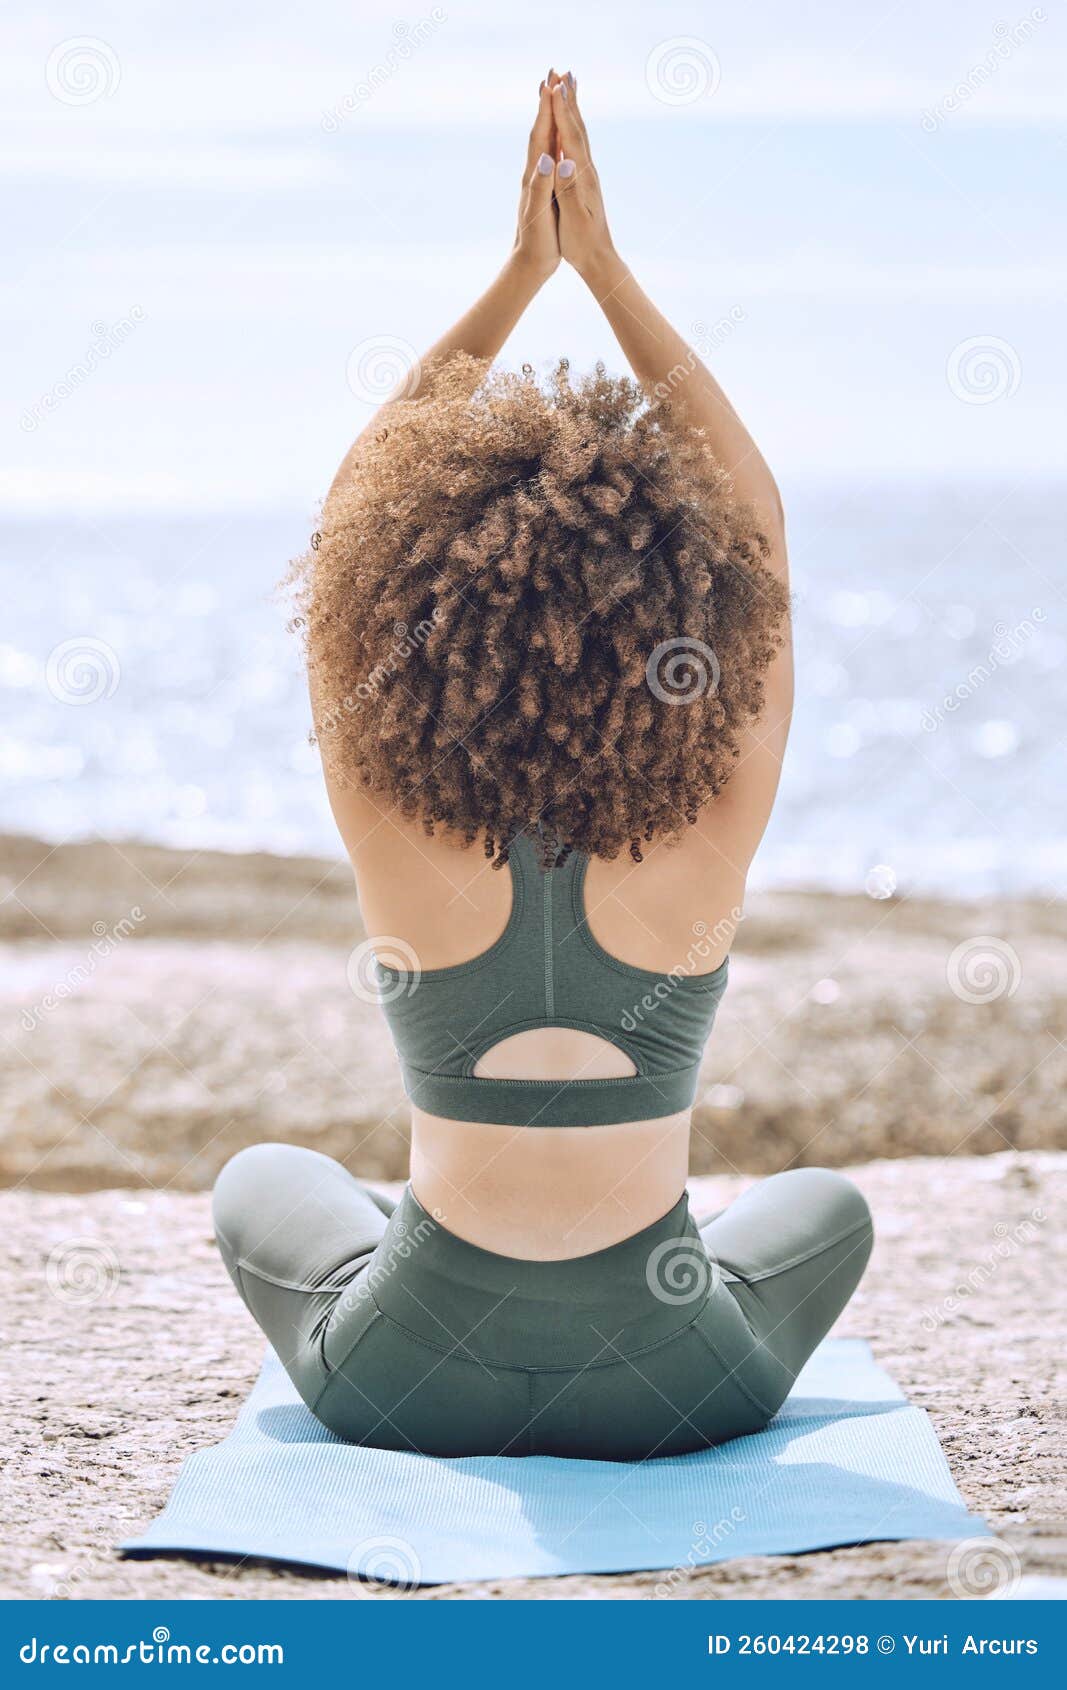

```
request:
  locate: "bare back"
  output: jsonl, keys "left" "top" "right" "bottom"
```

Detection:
{"left": 323, "top": 769, "right": 781, "bottom": 1259}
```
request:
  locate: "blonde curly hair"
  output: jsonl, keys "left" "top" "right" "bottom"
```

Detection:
{"left": 289, "top": 356, "right": 787, "bottom": 866}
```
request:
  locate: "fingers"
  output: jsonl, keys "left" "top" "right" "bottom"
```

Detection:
{"left": 519, "top": 123, "right": 558, "bottom": 248}
{"left": 555, "top": 152, "right": 577, "bottom": 197}
{"left": 544, "top": 67, "right": 561, "bottom": 156}
{"left": 526, "top": 147, "right": 556, "bottom": 212}
{"left": 525, "top": 79, "right": 555, "bottom": 174}
{"left": 550, "top": 73, "right": 589, "bottom": 170}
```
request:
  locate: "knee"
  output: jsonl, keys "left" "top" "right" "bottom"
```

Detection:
{"left": 764, "top": 1168, "right": 873, "bottom": 1272}
{"left": 798, "top": 1167, "right": 872, "bottom": 1243}
{"left": 809, "top": 1166, "right": 871, "bottom": 1222}
{"left": 211, "top": 1142, "right": 311, "bottom": 1256}
{"left": 805, "top": 1169, "right": 874, "bottom": 1287}
{"left": 212, "top": 1145, "right": 264, "bottom": 1258}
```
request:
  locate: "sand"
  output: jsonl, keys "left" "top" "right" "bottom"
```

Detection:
{"left": 3, "top": 1154, "right": 1064, "bottom": 1600}
{"left": 1, "top": 832, "right": 1064, "bottom": 1599}
{"left": 2, "top": 834, "right": 1064, "bottom": 1191}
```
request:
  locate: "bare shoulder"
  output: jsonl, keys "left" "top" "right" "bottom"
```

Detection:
{"left": 582, "top": 829, "right": 747, "bottom": 975}
{"left": 322, "top": 770, "right": 513, "bottom": 969}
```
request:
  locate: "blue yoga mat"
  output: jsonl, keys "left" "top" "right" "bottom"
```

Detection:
{"left": 123, "top": 1339, "right": 986, "bottom": 1585}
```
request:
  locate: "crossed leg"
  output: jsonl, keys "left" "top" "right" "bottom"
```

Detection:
{"left": 700, "top": 1167, "right": 874, "bottom": 1402}
{"left": 212, "top": 1150, "right": 873, "bottom": 1444}
{"left": 212, "top": 1143, "right": 391, "bottom": 1408}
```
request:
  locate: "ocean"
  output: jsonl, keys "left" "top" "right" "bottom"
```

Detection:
{"left": 3, "top": 478, "right": 1062, "bottom": 900}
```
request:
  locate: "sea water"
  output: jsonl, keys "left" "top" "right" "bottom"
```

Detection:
{"left": 2, "top": 479, "right": 1062, "bottom": 900}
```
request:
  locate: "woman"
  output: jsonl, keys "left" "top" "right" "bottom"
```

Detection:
{"left": 213, "top": 72, "right": 872, "bottom": 1460}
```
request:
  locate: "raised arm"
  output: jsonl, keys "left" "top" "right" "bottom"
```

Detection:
{"left": 548, "top": 72, "right": 792, "bottom": 869}
{"left": 327, "top": 81, "right": 561, "bottom": 505}
{"left": 547, "top": 75, "right": 783, "bottom": 555}
{"left": 315, "top": 79, "right": 566, "bottom": 861}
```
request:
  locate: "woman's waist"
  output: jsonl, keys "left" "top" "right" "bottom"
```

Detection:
{"left": 366, "top": 1180, "right": 735, "bottom": 1371}
{"left": 409, "top": 1106, "right": 692, "bottom": 1259}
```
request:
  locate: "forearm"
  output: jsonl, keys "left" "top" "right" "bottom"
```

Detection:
{"left": 583, "top": 254, "right": 783, "bottom": 546}
{"left": 328, "top": 254, "right": 547, "bottom": 502}
{"left": 415, "top": 253, "right": 547, "bottom": 386}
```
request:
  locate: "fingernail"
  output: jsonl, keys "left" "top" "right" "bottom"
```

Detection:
{"left": 558, "top": 157, "right": 575, "bottom": 178}
{"left": 566, "top": 71, "right": 575, "bottom": 89}
{"left": 560, "top": 82, "right": 569, "bottom": 101}
{"left": 537, "top": 152, "right": 553, "bottom": 176}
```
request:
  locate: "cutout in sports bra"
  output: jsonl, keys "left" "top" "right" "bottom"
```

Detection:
{"left": 374, "top": 832, "right": 729, "bottom": 1127}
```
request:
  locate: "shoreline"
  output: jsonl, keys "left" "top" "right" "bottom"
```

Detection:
{"left": 2, "top": 832, "right": 1064, "bottom": 1190}
{"left": 3, "top": 825, "right": 1061, "bottom": 911}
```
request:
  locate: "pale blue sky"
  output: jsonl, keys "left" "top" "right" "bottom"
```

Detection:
{"left": 4, "top": 0, "right": 1066, "bottom": 513}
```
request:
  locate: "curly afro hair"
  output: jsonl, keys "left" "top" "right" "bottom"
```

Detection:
{"left": 289, "top": 356, "right": 788, "bottom": 867}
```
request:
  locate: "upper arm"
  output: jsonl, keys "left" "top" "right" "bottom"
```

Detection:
{"left": 307, "top": 666, "right": 384, "bottom": 860}
{"left": 692, "top": 517, "right": 793, "bottom": 873}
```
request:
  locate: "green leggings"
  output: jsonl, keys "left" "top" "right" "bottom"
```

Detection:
{"left": 213, "top": 1146, "right": 873, "bottom": 1460}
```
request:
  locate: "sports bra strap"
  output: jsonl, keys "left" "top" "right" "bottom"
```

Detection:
{"left": 375, "top": 829, "right": 729, "bottom": 1127}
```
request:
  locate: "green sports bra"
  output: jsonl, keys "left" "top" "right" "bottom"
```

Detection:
{"left": 375, "top": 832, "right": 729, "bottom": 1128}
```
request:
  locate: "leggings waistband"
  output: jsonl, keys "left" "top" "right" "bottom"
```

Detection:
{"left": 365, "top": 1186, "right": 717, "bottom": 1370}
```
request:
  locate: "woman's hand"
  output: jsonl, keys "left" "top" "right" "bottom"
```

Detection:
{"left": 328, "top": 77, "right": 563, "bottom": 493}
{"left": 512, "top": 79, "right": 561, "bottom": 283}
{"left": 548, "top": 73, "right": 622, "bottom": 291}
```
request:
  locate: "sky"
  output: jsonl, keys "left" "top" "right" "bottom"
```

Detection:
{"left": 4, "top": 0, "right": 1066, "bottom": 515}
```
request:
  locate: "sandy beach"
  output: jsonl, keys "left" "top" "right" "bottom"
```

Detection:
{"left": 2, "top": 830, "right": 1064, "bottom": 1599}
{"left": 3, "top": 1154, "right": 1064, "bottom": 1600}
{"left": 2, "top": 832, "right": 1064, "bottom": 1192}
